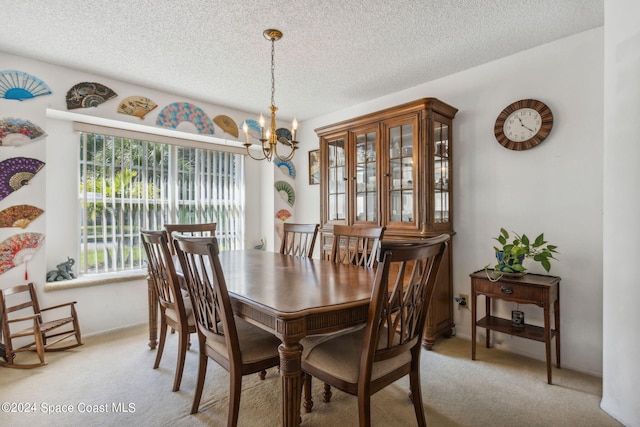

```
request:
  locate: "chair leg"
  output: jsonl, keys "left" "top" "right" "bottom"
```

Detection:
{"left": 409, "top": 368, "right": 427, "bottom": 427}
{"left": 191, "top": 349, "right": 208, "bottom": 414}
{"left": 322, "top": 383, "right": 332, "bottom": 403}
{"left": 259, "top": 369, "right": 266, "bottom": 380}
{"left": 357, "top": 393, "right": 372, "bottom": 427}
{"left": 154, "top": 319, "right": 167, "bottom": 369}
{"left": 228, "top": 368, "right": 243, "bottom": 427}
{"left": 172, "top": 329, "right": 188, "bottom": 392}
{"left": 303, "top": 373, "right": 314, "bottom": 413}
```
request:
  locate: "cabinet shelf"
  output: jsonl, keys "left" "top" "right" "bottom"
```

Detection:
{"left": 476, "top": 315, "right": 557, "bottom": 343}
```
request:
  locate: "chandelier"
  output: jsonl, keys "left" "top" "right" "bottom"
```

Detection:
{"left": 242, "top": 29, "right": 299, "bottom": 162}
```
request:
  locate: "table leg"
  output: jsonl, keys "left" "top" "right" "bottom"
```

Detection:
{"left": 555, "top": 298, "right": 561, "bottom": 368}
{"left": 147, "top": 276, "right": 158, "bottom": 349}
{"left": 279, "top": 341, "right": 303, "bottom": 427}
{"left": 485, "top": 296, "right": 491, "bottom": 348}
{"left": 471, "top": 289, "right": 477, "bottom": 360}
{"left": 544, "top": 306, "right": 552, "bottom": 384}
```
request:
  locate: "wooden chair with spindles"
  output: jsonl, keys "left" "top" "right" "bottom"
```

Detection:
{"left": 164, "top": 223, "right": 217, "bottom": 255}
{"left": 173, "top": 235, "right": 281, "bottom": 425}
{"left": 329, "top": 225, "right": 385, "bottom": 268}
{"left": 301, "top": 235, "right": 450, "bottom": 427}
{"left": 279, "top": 223, "right": 320, "bottom": 258}
{"left": 141, "top": 229, "right": 196, "bottom": 392}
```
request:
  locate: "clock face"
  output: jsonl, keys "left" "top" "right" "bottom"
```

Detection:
{"left": 494, "top": 99, "right": 553, "bottom": 151}
{"left": 503, "top": 108, "right": 542, "bottom": 142}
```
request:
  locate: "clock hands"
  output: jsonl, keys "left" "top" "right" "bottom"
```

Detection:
{"left": 517, "top": 116, "right": 535, "bottom": 133}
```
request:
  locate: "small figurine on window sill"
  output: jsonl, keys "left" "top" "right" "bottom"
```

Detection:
{"left": 46, "top": 257, "right": 76, "bottom": 282}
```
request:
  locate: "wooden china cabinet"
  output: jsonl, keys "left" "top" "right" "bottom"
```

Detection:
{"left": 315, "top": 98, "right": 458, "bottom": 349}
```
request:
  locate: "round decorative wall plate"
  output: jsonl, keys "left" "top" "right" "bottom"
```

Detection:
{"left": 494, "top": 99, "right": 553, "bottom": 151}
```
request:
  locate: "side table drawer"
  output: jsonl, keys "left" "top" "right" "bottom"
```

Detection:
{"left": 474, "top": 279, "right": 546, "bottom": 304}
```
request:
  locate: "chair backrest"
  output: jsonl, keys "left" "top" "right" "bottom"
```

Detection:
{"left": 164, "top": 223, "right": 217, "bottom": 255}
{"left": 141, "top": 230, "right": 189, "bottom": 322}
{"left": 173, "top": 235, "right": 241, "bottom": 366}
{"left": 279, "top": 223, "right": 320, "bottom": 258}
{"left": 1, "top": 282, "right": 41, "bottom": 325}
{"left": 361, "top": 235, "right": 449, "bottom": 378}
{"left": 330, "top": 225, "right": 385, "bottom": 268}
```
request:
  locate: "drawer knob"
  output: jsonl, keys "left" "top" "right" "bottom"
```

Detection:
{"left": 500, "top": 286, "right": 513, "bottom": 294}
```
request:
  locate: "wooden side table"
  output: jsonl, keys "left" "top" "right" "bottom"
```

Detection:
{"left": 470, "top": 270, "right": 561, "bottom": 384}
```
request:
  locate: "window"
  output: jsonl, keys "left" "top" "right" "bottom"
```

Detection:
{"left": 78, "top": 130, "right": 244, "bottom": 275}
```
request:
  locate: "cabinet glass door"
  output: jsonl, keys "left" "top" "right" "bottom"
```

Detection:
{"left": 388, "top": 123, "right": 414, "bottom": 223}
{"left": 327, "top": 138, "right": 346, "bottom": 221}
{"left": 355, "top": 130, "right": 377, "bottom": 223}
{"left": 433, "top": 121, "right": 450, "bottom": 223}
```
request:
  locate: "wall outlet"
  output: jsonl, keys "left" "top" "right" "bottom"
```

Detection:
{"left": 458, "top": 293, "right": 469, "bottom": 310}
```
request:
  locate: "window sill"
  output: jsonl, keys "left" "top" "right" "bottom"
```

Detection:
{"left": 44, "top": 269, "right": 148, "bottom": 292}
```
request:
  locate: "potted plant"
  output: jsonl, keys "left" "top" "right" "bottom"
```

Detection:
{"left": 485, "top": 228, "right": 558, "bottom": 280}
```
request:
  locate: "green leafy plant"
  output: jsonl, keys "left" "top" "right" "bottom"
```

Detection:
{"left": 486, "top": 228, "right": 558, "bottom": 275}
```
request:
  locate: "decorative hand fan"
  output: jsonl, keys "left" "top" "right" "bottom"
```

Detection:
{"left": 274, "top": 159, "right": 296, "bottom": 179}
{"left": 214, "top": 115, "right": 239, "bottom": 138}
{"left": 0, "top": 157, "right": 45, "bottom": 202}
{"left": 0, "top": 117, "right": 47, "bottom": 147}
{"left": 0, "top": 70, "right": 52, "bottom": 100}
{"left": 0, "top": 205, "right": 44, "bottom": 228}
{"left": 276, "top": 128, "right": 292, "bottom": 143}
{"left": 117, "top": 95, "right": 158, "bottom": 119}
{"left": 275, "top": 209, "right": 292, "bottom": 222}
{"left": 156, "top": 102, "right": 215, "bottom": 135}
{"left": 274, "top": 181, "right": 295, "bottom": 207}
{"left": 243, "top": 119, "right": 261, "bottom": 139}
{"left": 66, "top": 82, "right": 117, "bottom": 109}
{"left": 0, "top": 232, "right": 45, "bottom": 279}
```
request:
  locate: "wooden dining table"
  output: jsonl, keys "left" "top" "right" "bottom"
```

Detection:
{"left": 147, "top": 249, "right": 376, "bottom": 427}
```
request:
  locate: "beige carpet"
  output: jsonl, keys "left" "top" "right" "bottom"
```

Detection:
{"left": 0, "top": 325, "right": 622, "bottom": 427}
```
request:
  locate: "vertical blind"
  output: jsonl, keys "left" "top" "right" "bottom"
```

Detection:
{"left": 77, "top": 125, "right": 245, "bottom": 275}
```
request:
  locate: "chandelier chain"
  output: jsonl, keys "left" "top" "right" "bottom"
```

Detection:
{"left": 271, "top": 37, "right": 276, "bottom": 109}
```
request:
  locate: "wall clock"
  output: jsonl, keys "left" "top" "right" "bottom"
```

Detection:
{"left": 494, "top": 99, "right": 553, "bottom": 151}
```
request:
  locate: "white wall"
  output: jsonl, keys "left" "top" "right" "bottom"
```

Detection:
{"left": 294, "top": 28, "right": 605, "bottom": 377}
{"left": 601, "top": 1, "right": 640, "bottom": 425}
{"left": 0, "top": 51, "right": 270, "bottom": 336}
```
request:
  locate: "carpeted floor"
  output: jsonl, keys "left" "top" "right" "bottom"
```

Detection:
{"left": 0, "top": 325, "right": 622, "bottom": 426}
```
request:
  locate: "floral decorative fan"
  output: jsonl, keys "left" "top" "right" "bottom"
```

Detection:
{"left": 275, "top": 209, "right": 292, "bottom": 222}
{"left": 0, "top": 157, "right": 45, "bottom": 202}
{"left": 66, "top": 82, "right": 117, "bottom": 109}
{"left": 117, "top": 95, "right": 158, "bottom": 119}
{"left": 156, "top": 102, "right": 215, "bottom": 135}
{"left": 0, "top": 232, "right": 45, "bottom": 279}
{"left": 0, "top": 205, "right": 44, "bottom": 228}
{"left": 0, "top": 70, "right": 52, "bottom": 100}
{"left": 0, "top": 117, "right": 47, "bottom": 147}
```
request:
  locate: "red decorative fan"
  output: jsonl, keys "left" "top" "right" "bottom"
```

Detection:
{"left": 0, "top": 232, "right": 45, "bottom": 279}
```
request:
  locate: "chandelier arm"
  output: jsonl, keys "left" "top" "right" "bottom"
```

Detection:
{"left": 244, "top": 145, "right": 268, "bottom": 161}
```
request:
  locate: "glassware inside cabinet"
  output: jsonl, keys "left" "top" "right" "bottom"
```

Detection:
{"left": 433, "top": 121, "right": 450, "bottom": 223}
{"left": 328, "top": 138, "right": 346, "bottom": 221}
{"left": 355, "top": 131, "right": 377, "bottom": 223}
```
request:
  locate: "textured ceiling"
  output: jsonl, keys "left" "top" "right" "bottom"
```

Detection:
{"left": 0, "top": 0, "right": 603, "bottom": 121}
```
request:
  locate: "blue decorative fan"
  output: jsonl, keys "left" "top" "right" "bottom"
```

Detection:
{"left": 243, "top": 119, "right": 261, "bottom": 139}
{"left": 275, "top": 159, "right": 296, "bottom": 179}
{"left": 0, "top": 70, "right": 52, "bottom": 101}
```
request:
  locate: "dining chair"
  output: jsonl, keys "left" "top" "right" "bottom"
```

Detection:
{"left": 301, "top": 234, "right": 450, "bottom": 427}
{"left": 141, "top": 230, "right": 196, "bottom": 392}
{"left": 279, "top": 223, "right": 320, "bottom": 258}
{"left": 173, "top": 234, "right": 281, "bottom": 425}
{"left": 0, "top": 282, "right": 82, "bottom": 369}
{"left": 164, "top": 223, "right": 217, "bottom": 255}
{"left": 329, "top": 225, "right": 385, "bottom": 268}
